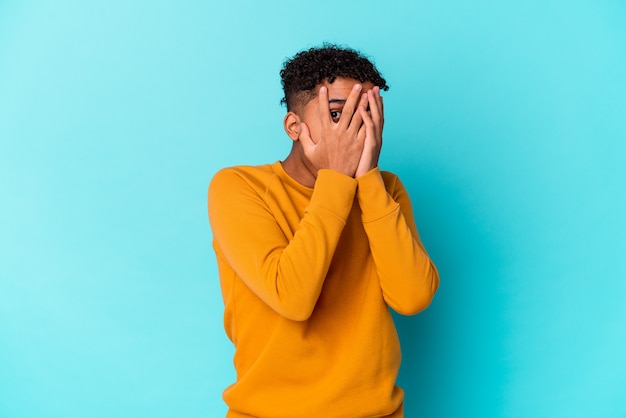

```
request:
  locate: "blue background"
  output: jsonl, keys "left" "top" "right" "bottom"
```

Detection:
{"left": 1, "top": 0, "right": 625, "bottom": 417}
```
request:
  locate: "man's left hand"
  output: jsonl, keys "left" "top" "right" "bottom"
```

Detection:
{"left": 355, "top": 86, "right": 384, "bottom": 178}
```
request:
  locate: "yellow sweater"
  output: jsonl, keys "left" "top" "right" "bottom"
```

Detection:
{"left": 208, "top": 161, "right": 439, "bottom": 418}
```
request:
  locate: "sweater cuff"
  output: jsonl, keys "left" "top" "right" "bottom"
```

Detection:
{"left": 309, "top": 169, "right": 358, "bottom": 221}
{"left": 356, "top": 167, "right": 398, "bottom": 222}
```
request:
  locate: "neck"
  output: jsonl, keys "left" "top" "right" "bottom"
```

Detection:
{"left": 281, "top": 146, "right": 317, "bottom": 188}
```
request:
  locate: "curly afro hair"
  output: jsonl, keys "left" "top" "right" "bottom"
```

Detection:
{"left": 280, "top": 44, "right": 389, "bottom": 112}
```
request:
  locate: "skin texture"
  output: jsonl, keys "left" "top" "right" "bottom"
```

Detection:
{"left": 282, "top": 77, "right": 384, "bottom": 187}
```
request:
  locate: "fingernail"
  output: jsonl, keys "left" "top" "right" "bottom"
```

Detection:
{"left": 353, "top": 84, "right": 362, "bottom": 91}
{"left": 320, "top": 86, "right": 326, "bottom": 94}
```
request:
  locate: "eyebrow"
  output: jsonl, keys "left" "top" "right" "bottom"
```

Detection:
{"left": 328, "top": 98, "right": 370, "bottom": 111}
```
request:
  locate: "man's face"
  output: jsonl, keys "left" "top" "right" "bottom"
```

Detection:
{"left": 300, "top": 77, "right": 375, "bottom": 144}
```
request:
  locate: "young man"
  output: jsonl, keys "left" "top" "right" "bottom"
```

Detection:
{"left": 208, "top": 45, "right": 439, "bottom": 418}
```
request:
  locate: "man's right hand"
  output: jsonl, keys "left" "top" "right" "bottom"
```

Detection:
{"left": 299, "top": 84, "right": 368, "bottom": 178}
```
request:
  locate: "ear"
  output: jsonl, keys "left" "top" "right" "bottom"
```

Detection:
{"left": 283, "top": 111, "right": 302, "bottom": 141}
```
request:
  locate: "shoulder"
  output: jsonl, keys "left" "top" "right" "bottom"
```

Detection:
{"left": 211, "top": 163, "right": 276, "bottom": 181}
{"left": 210, "top": 163, "right": 278, "bottom": 194}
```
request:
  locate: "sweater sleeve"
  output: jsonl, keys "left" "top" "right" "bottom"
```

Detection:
{"left": 208, "top": 168, "right": 357, "bottom": 321}
{"left": 356, "top": 167, "right": 439, "bottom": 315}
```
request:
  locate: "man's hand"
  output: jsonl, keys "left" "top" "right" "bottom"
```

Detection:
{"left": 355, "top": 86, "right": 384, "bottom": 178}
{"left": 299, "top": 84, "right": 369, "bottom": 178}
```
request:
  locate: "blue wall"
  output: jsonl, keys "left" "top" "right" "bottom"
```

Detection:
{"left": 1, "top": 1, "right": 625, "bottom": 417}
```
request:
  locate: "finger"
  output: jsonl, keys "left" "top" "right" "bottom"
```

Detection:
{"left": 347, "top": 93, "right": 368, "bottom": 135}
{"left": 358, "top": 105, "right": 376, "bottom": 146}
{"left": 359, "top": 104, "right": 374, "bottom": 132}
{"left": 371, "top": 86, "right": 384, "bottom": 130}
{"left": 338, "top": 83, "right": 363, "bottom": 130}
{"left": 368, "top": 86, "right": 385, "bottom": 130}
{"left": 318, "top": 86, "right": 331, "bottom": 128}
{"left": 380, "top": 94, "right": 384, "bottom": 129}
{"left": 374, "top": 86, "right": 383, "bottom": 112}
{"left": 368, "top": 88, "right": 382, "bottom": 128}
{"left": 357, "top": 119, "right": 367, "bottom": 143}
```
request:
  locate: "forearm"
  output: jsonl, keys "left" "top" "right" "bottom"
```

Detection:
{"left": 357, "top": 168, "right": 439, "bottom": 315}
{"left": 209, "top": 168, "right": 357, "bottom": 321}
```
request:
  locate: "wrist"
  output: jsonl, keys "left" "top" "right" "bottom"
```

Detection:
{"left": 355, "top": 164, "right": 378, "bottom": 179}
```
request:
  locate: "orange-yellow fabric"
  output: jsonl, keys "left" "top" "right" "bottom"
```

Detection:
{"left": 208, "top": 161, "right": 439, "bottom": 418}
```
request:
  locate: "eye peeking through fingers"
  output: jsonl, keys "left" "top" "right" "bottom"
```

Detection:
{"left": 330, "top": 110, "right": 342, "bottom": 123}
